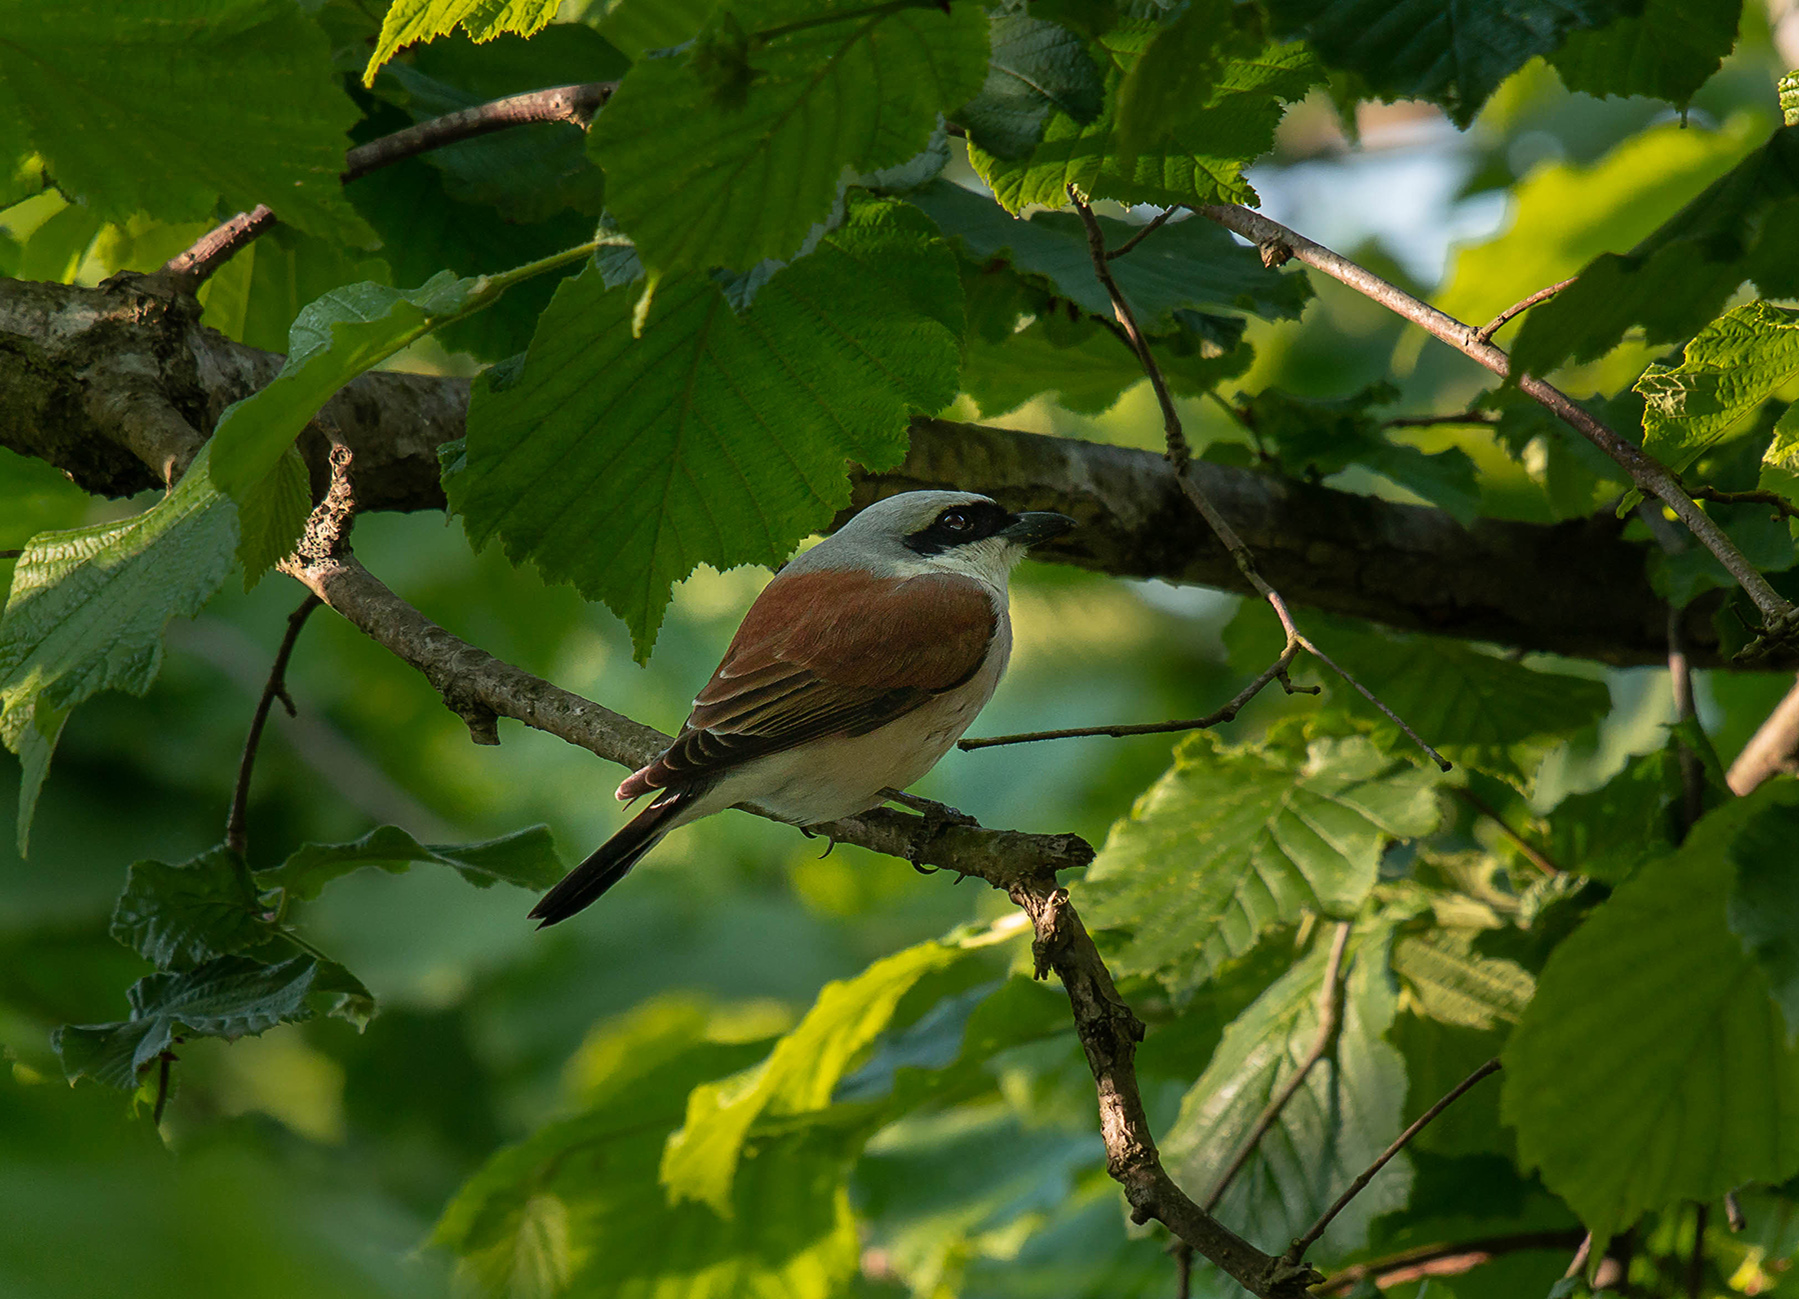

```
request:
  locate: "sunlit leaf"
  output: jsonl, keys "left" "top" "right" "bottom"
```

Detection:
{"left": 1391, "top": 930, "right": 1534, "bottom": 1031}
{"left": 363, "top": 0, "right": 560, "bottom": 85}
{"left": 1081, "top": 730, "right": 1442, "bottom": 998}
{"left": 1636, "top": 301, "right": 1799, "bottom": 475}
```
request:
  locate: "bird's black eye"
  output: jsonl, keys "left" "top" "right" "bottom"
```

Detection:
{"left": 939, "top": 509, "right": 972, "bottom": 533}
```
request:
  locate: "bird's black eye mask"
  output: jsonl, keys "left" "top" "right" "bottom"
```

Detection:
{"left": 904, "top": 501, "right": 1014, "bottom": 556}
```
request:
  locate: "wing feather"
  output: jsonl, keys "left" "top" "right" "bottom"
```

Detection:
{"left": 627, "top": 569, "right": 996, "bottom": 793}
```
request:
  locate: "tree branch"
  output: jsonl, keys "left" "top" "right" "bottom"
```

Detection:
{"left": 160, "top": 81, "right": 618, "bottom": 288}
{"left": 1195, "top": 203, "right": 1798, "bottom": 648}
{"left": 1474, "top": 276, "right": 1577, "bottom": 344}
{"left": 0, "top": 274, "right": 1783, "bottom": 669}
{"left": 1727, "top": 674, "right": 1799, "bottom": 793}
{"left": 224, "top": 594, "right": 321, "bottom": 858}
{"left": 1452, "top": 786, "right": 1561, "bottom": 875}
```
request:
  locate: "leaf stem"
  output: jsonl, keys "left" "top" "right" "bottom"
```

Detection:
{"left": 225, "top": 594, "right": 321, "bottom": 859}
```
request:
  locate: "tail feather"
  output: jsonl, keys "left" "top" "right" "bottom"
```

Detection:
{"left": 530, "top": 790, "right": 690, "bottom": 927}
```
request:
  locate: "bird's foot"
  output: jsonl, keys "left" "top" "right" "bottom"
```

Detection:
{"left": 882, "top": 789, "right": 979, "bottom": 876}
{"left": 797, "top": 825, "right": 838, "bottom": 858}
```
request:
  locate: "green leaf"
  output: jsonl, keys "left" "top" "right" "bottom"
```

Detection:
{"left": 1162, "top": 919, "right": 1412, "bottom": 1256}
{"left": 1544, "top": 745, "right": 1684, "bottom": 883}
{"left": 1784, "top": 69, "right": 1799, "bottom": 127}
{"left": 1549, "top": 0, "right": 1740, "bottom": 106}
{"left": 435, "top": 997, "right": 856, "bottom": 1299}
{"left": 197, "top": 227, "right": 393, "bottom": 356}
{"left": 362, "top": 0, "right": 560, "bottom": 84}
{"left": 590, "top": 0, "right": 713, "bottom": 58}
{"left": 208, "top": 271, "right": 482, "bottom": 504}
{"left": 234, "top": 447, "right": 311, "bottom": 588}
{"left": 450, "top": 195, "right": 962, "bottom": 657}
{"left": 0, "top": 0, "right": 371, "bottom": 244}
{"left": 1435, "top": 118, "right": 1759, "bottom": 346}
{"left": 257, "top": 824, "right": 564, "bottom": 900}
{"left": 1080, "top": 731, "right": 1442, "bottom": 998}
{"left": 1285, "top": 628, "right": 1614, "bottom": 788}
{"left": 1502, "top": 783, "right": 1799, "bottom": 1241}
{"left": 1511, "top": 125, "right": 1799, "bottom": 375}
{"left": 661, "top": 931, "right": 986, "bottom": 1213}
{"left": 54, "top": 955, "right": 317, "bottom": 1089}
{"left": 589, "top": 0, "right": 990, "bottom": 274}
{"left": 110, "top": 848, "right": 270, "bottom": 972}
{"left": 956, "top": 14, "right": 1104, "bottom": 160}
{"left": 1636, "top": 301, "right": 1799, "bottom": 475}
{"left": 1391, "top": 931, "right": 1534, "bottom": 1031}
{"left": 971, "top": 23, "right": 1320, "bottom": 213}
{"left": 1726, "top": 799, "right": 1799, "bottom": 1039}
{"left": 0, "top": 452, "right": 236, "bottom": 854}
{"left": 908, "top": 178, "right": 1312, "bottom": 329}
{"left": 1114, "top": 0, "right": 1236, "bottom": 152}
{"left": 1267, "top": 0, "right": 1630, "bottom": 128}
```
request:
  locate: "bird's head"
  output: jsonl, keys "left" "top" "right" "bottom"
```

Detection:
{"left": 798, "top": 491, "right": 1075, "bottom": 587}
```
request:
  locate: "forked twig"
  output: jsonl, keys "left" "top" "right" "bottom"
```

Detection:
{"left": 1474, "top": 276, "right": 1577, "bottom": 343}
{"left": 224, "top": 594, "right": 321, "bottom": 857}
{"left": 1062, "top": 188, "right": 1451, "bottom": 772}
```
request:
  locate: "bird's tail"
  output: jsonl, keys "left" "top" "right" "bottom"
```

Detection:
{"left": 529, "top": 788, "right": 692, "bottom": 927}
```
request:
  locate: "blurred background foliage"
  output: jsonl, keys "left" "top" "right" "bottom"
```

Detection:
{"left": 4, "top": 1, "right": 1799, "bottom": 1297}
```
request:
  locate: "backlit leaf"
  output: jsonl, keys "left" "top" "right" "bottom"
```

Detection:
{"left": 956, "top": 14, "right": 1104, "bottom": 160}
{"left": 1636, "top": 301, "right": 1799, "bottom": 475}
{"left": 1549, "top": 0, "right": 1740, "bottom": 107}
{"left": 363, "top": 0, "right": 560, "bottom": 85}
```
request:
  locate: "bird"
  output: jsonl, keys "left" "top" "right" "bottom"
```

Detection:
{"left": 529, "top": 490, "right": 1075, "bottom": 926}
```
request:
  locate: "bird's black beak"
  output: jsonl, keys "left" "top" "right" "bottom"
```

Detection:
{"left": 999, "top": 511, "right": 1076, "bottom": 546}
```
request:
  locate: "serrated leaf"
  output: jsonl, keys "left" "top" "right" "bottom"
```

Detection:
{"left": 1502, "top": 783, "right": 1799, "bottom": 1241}
{"left": 1549, "top": 0, "right": 1740, "bottom": 107}
{"left": 0, "top": 451, "right": 236, "bottom": 854}
{"left": 258, "top": 824, "right": 564, "bottom": 900}
{"left": 971, "top": 23, "right": 1320, "bottom": 213}
{"left": 909, "top": 179, "right": 1312, "bottom": 328}
{"left": 235, "top": 447, "right": 311, "bottom": 588}
{"left": 1267, "top": 0, "right": 1631, "bottom": 128}
{"left": 1727, "top": 799, "right": 1799, "bottom": 1040}
{"left": 590, "top": 0, "right": 990, "bottom": 274}
{"left": 110, "top": 847, "right": 270, "bottom": 972}
{"left": 1511, "top": 125, "right": 1799, "bottom": 375}
{"left": 54, "top": 955, "right": 317, "bottom": 1089}
{"left": 362, "top": 0, "right": 559, "bottom": 84}
{"left": 1114, "top": 0, "right": 1237, "bottom": 153}
{"left": 1162, "top": 920, "right": 1412, "bottom": 1257}
{"left": 435, "top": 998, "right": 854, "bottom": 1299}
{"left": 956, "top": 15, "right": 1104, "bottom": 160}
{"left": 1081, "top": 733, "right": 1442, "bottom": 998}
{"left": 1392, "top": 931, "right": 1534, "bottom": 1031}
{"left": 661, "top": 934, "right": 977, "bottom": 1213}
{"left": 1784, "top": 70, "right": 1799, "bottom": 127}
{"left": 1636, "top": 301, "right": 1799, "bottom": 475}
{"left": 0, "top": 0, "right": 371, "bottom": 244}
{"left": 449, "top": 196, "right": 962, "bottom": 657}
{"left": 208, "top": 271, "right": 481, "bottom": 504}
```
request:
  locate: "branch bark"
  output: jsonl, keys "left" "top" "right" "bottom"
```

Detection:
{"left": 1195, "top": 203, "right": 1797, "bottom": 646}
{"left": 0, "top": 272, "right": 1779, "bottom": 669}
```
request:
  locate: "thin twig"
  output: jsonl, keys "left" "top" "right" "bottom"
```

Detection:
{"left": 161, "top": 81, "right": 617, "bottom": 289}
{"left": 1451, "top": 786, "right": 1560, "bottom": 875}
{"left": 1205, "top": 921, "right": 1353, "bottom": 1212}
{"left": 1068, "top": 188, "right": 1450, "bottom": 772}
{"left": 1106, "top": 205, "right": 1180, "bottom": 260}
{"left": 341, "top": 81, "right": 617, "bottom": 182}
{"left": 1383, "top": 411, "right": 1498, "bottom": 429}
{"left": 1690, "top": 486, "right": 1799, "bottom": 521}
{"left": 1286, "top": 1058, "right": 1502, "bottom": 1263}
{"left": 1725, "top": 1191, "right": 1745, "bottom": 1233}
{"left": 1474, "top": 276, "right": 1577, "bottom": 344}
{"left": 959, "top": 642, "right": 1314, "bottom": 750}
{"left": 1194, "top": 203, "right": 1797, "bottom": 644}
{"left": 1670, "top": 605, "right": 1707, "bottom": 833}
{"left": 1174, "top": 1240, "right": 1193, "bottom": 1299}
{"left": 1314, "top": 1230, "right": 1589, "bottom": 1296}
{"left": 1566, "top": 1232, "right": 1593, "bottom": 1281}
{"left": 0, "top": 548, "right": 20, "bottom": 560}
{"left": 224, "top": 595, "right": 322, "bottom": 858}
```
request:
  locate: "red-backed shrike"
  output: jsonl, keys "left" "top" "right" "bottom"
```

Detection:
{"left": 530, "top": 491, "right": 1075, "bottom": 926}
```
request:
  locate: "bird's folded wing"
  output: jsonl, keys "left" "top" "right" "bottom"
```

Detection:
{"left": 637, "top": 569, "right": 996, "bottom": 789}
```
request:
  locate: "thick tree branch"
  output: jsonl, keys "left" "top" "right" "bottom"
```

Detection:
{"left": 1195, "top": 203, "right": 1798, "bottom": 647}
{"left": 0, "top": 273, "right": 1780, "bottom": 669}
